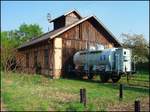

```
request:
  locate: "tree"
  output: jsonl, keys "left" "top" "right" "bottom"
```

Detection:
{"left": 1, "top": 23, "right": 43, "bottom": 72}
{"left": 18, "top": 23, "right": 43, "bottom": 43}
{"left": 1, "top": 31, "right": 16, "bottom": 71}
{"left": 121, "top": 33, "right": 149, "bottom": 63}
{"left": 1, "top": 23, "right": 43, "bottom": 48}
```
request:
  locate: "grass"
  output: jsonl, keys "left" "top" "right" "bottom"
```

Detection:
{"left": 119, "top": 71, "right": 149, "bottom": 88}
{"left": 1, "top": 71, "right": 149, "bottom": 111}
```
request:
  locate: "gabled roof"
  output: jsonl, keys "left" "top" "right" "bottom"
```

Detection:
{"left": 50, "top": 10, "right": 82, "bottom": 22}
{"left": 18, "top": 15, "right": 121, "bottom": 50}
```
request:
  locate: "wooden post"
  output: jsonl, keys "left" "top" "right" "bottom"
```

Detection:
{"left": 135, "top": 100, "right": 140, "bottom": 112}
{"left": 80, "top": 89, "right": 83, "bottom": 103}
{"left": 80, "top": 88, "right": 87, "bottom": 107}
{"left": 119, "top": 84, "right": 123, "bottom": 100}
{"left": 127, "top": 74, "right": 129, "bottom": 84}
{"left": 83, "top": 88, "right": 86, "bottom": 107}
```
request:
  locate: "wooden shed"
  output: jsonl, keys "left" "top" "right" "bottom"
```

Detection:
{"left": 17, "top": 10, "right": 121, "bottom": 79}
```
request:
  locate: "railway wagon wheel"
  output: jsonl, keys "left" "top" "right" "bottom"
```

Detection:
{"left": 87, "top": 66, "right": 94, "bottom": 79}
{"left": 74, "top": 66, "right": 84, "bottom": 79}
{"left": 75, "top": 70, "right": 83, "bottom": 79}
{"left": 87, "top": 73, "right": 94, "bottom": 79}
{"left": 99, "top": 71, "right": 110, "bottom": 83}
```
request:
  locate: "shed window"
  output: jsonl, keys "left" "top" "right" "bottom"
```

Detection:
{"left": 34, "top": 50, "right": 38, "bottom": 66}
{"left": 44, "top": 49, "right": 49, "bottom": 68}
{"left": 26, "top": 53, "right": 29, "bottom": 67}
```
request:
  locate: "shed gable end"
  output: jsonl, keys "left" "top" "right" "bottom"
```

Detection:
{"left": 53, "top": 11, "right": 82, "bottom": 30}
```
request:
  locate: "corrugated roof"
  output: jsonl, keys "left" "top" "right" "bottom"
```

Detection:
{"left": 18, "top": 16, "right": 121, "bottom": 50}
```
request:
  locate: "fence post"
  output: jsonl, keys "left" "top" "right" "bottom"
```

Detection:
{"left": 119, "top": 84, "right": 123, "bottom": 100}
{"left": 80, "top": 88, "right": 87, "bottom": 107}
{"left": 135, "top": 100, "right": 140, "bottom": 112}
{"left": 80, "top": 89, "right": 83, "bottom": 103}
{"left": 83, "top": 88, "right": 86, "bottom": 107}
{"left": 127, "top": 74, "right": 129, "bottom": 84}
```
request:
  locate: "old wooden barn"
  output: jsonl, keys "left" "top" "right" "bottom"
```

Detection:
{"left": 17, "top": 10, "right": 121, "bottom": 78}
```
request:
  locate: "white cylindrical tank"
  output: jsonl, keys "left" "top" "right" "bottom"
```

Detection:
{"left": 73, "top": 48, "right": 116, "bottom": 68}
{"left": 73, "top": 48, "right": 132, "bottom": 83}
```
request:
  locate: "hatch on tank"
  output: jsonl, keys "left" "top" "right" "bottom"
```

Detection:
{"left": 96, "top": 44, "right": 105, "bottom": 50}
{"left": 89, "top": 45, "right": 96, "bottom": 51}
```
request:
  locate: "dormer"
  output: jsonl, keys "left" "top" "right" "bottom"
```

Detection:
{"left": 50, "top": 10, "right": 82, "bottom": 30}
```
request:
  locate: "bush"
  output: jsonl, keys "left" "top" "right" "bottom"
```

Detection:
{"left": 136, "top": 62, "right": 149, "bottom": 73}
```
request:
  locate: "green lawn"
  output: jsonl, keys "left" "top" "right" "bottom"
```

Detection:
{"left": 119, "top": 71, "right": 149, "bottom": 88}
{"left": 1, "top": 71, "right": 149, "bottom": 111}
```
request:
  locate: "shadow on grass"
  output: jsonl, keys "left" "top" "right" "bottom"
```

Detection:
{"left": 123, "top": 85, "right": 149, "bottom": 93}
{"left": 63, "top": 76, "right": 149, "bottom": 94}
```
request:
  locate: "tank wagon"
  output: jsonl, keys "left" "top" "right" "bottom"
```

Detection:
{"left": 73, "top": 48, "right": 135, "bottom": 82}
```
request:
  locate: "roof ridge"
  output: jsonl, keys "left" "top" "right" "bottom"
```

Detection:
{"left": 92, "top": 16, "right": 121, "bottom": 46}
{"left": 18, "top": 15, "right": 121, "bottom": 50}
{"left": 17, "top": 29, "right": 56, "bottom": 49}
{"left": 50, "top": 16, "right": 93, "bottom": 39}
{"left": 50, "top": 10, "right": 82, "bottom": 22}
{"left": 64, "top": 9, "right": 82, "bottom": 17}
{"left": 18, "top": 17, "right": 91, "bottom": 50}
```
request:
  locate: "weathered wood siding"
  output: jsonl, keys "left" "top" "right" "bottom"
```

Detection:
{"left": 54, "top": 12, "right": 80, "bottom": 30}
{"left": 17, "top": 40, "right": 54, "bottom": 76}
{"left": 60, "top": 20, "right": 114, "bottom": 75}
{"left": 17, "top": 18, "right": 117, "bottom": 78}
{"left": 65, "top": 12, "right": 80, "bottom": 26}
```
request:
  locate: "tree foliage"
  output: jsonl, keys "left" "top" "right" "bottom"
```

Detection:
{"left": 121, "top": 33, "right": 149, "bottom": 63}
{"left": 18, "top": 23, "right": 43, "bottom": 43}
{"left": 1, "top": 23, "right": 43, "bottom": 71}
{"left": 1, "top": 31, "right": 16, "bottom": 71}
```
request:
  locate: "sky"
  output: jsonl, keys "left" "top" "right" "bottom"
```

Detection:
{"left": 1, "top": 1, "right": 149, "bottom": 41}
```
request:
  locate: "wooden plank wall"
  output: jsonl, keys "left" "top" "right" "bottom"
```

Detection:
{"left": 60, "top": 20, "right": 114, "bottom": 75}
{"left": 17, "top": 40, "right": 54, "bottom": 76}
{"left": 66, "top": 12, "right": 80, "bottom": 26}
{"left": 17, "top": 19, "right": 115, "bottom": 78}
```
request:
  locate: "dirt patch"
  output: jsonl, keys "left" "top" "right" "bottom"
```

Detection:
{"left": 1, "top": 99, "right": 7, "bottom": 111}
{"left": 141, "top": 97, "right": 150, "bottom": 111}
{"left": 4, "top": 80, "right": 13, "bottom": 85}
{"left": 54, "top": 91, "right": 78, "bottom": 103}
{"left": 107, "top": 102, "right": 134, "bottom": 111}
{"left": 107, "top": 97, "right": 149, "bottom": 111}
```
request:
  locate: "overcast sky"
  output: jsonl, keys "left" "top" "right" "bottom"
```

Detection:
{"left": 1, "top": 1, "right": 149, "bottom": 41}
